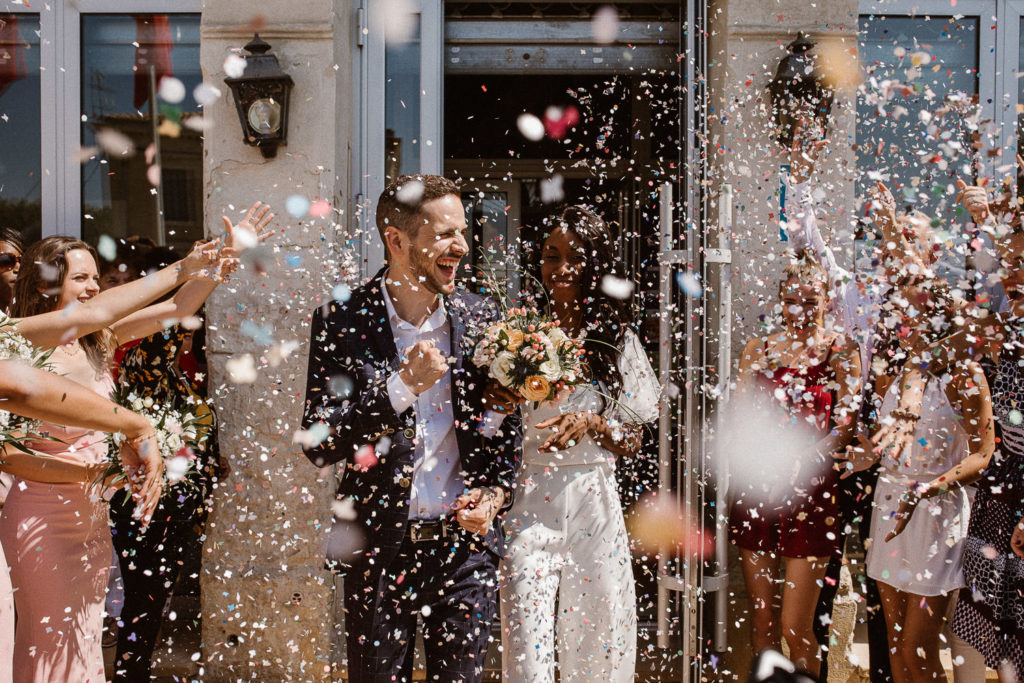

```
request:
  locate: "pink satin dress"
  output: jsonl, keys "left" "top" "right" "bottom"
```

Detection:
{"left": 0, "top": 344, "right": 114, "bottom": 683}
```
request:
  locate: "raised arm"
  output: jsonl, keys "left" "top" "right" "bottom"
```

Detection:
{"left": 10, "top": 241, "right": 219, "bottom": 349}
{"left": 108, "top": 202, "right": 274, "bottom": 345}
{"left": 786, "top": 127, "right": 848, "bottom": 281}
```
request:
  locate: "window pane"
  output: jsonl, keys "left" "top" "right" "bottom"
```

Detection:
{"left": 857, "top": 14, "right": 979, "bottom": 284}
{"left": 0, "top": 14, "right": 41, "bottom": 244}
{"left": 80, "top": 14, "right": 202, "bottom": 252}
{"left": 462, "top": 189, "right": 519, "bottom": 296}
{"left": 1019, "top": 17, "right": 1024, "bottom": 178}
{"left": 385, "top": 16, "right": 421, "bottom": 183}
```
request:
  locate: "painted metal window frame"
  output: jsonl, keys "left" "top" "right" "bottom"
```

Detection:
{"left": 353, "top": 0, "right": 443, "bottom": 274}
{"left": 999, "top": 0, "right": 1024, "bottom": 172}
{"left": 3, "top": 0, "right": 201, "bottom": 238}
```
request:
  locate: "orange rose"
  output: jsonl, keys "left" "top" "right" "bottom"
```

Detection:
{"left": 504, "top": 328, "right": 525, "bottom": 352}
{"left": 520, "top": 375, "right": 551, "bottom": 402}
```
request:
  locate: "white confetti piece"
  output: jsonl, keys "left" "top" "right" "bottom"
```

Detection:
{"left": 516, "top": 113, "right": 545, "bottom": 142}
{"left": 158, "top": 76, "right": 185, "bottom": 104}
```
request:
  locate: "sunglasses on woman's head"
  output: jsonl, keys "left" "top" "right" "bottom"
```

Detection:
{"left": 0, "top": 253, "right": 19, "bottom": 271}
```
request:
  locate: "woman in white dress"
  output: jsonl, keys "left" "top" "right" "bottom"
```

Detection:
{"left": 489, "top": 206, "right": 660, "bottom": 683}
{"left": 843, "top": 277, "right": 994, "bottom": 683}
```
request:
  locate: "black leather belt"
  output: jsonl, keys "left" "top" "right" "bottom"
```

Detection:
{"left": 406, "top": 519, "right": 450, "bottom": 543}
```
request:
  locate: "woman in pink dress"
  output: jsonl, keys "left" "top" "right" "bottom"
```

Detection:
{"left": 0, "top": 362, "right": 164, "bottom": 683}
{"left": 0, "top": 203, "right": 270, "bottom": 683}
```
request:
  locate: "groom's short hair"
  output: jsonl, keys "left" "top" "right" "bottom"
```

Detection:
{"left": 376, "top": 174, "right": 461, "bottom": 259}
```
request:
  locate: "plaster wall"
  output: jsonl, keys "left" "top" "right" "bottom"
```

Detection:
{"left": 708, "top": 0, "right": 861, "bottom": 361}
{"left": 198, "top": 0, "right": 355, "bottom": 678}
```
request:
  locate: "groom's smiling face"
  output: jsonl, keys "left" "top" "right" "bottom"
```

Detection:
{"left": 403, "top": 194, "right": 469, "bottom": 296}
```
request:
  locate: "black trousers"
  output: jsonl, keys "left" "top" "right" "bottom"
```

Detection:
{"left": 343, "top": 531, "right": 498, "bottom": 683}
{"left": 110, "top": 514, "right": 202, "bottom": 682}
{"left": 814, "top": 466, "right": 893, "bottom": 683}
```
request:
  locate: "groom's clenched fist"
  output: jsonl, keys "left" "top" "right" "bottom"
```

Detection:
{"left": 398, "top": 340, "right": 448, "bottom": 395}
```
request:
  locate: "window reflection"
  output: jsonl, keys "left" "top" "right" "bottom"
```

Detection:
{"left": 385, "top": 16, "right": 421, "bottom": 184}
{"left": 0, "top": 14, "right": 41, "bottom": 243}
{"left": 80, "top": 14, "right": 202, "bottom": 251}
{"left": 857, "top": 15, "right": 980, "bottom": 285}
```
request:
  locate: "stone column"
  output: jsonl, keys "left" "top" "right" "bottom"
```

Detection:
{"left": 704, "top": 2, "right": 861, "bottom": 679}
{"left": 708, "top": 0, "right": 859, "bottom": 354}
{"left": 198, "top": 1, "right": 354, "bottom": 679}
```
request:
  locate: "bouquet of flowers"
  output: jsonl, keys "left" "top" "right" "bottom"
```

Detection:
{"left": 473, "top": 308, "right": 586, "bottom": 401}
{"left": 0, "top": 315, "right": 53, "bottom": 453}
{"left": 472, "top": 307, "right": 586, "bottom": 437}
{"left": 102, "top": 389, "right": 208, "bottom": 491}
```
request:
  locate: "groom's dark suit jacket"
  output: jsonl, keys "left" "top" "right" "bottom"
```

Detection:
{"left": 301, "top": 268, "right": 522, "bottom": 575}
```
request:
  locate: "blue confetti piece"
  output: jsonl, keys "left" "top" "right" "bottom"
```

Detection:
{"left": 240, "top": 320, "right": 274, "bottom": 346}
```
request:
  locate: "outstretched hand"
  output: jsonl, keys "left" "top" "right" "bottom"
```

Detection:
{"left": 832, "top": 433, "right": 878, "bottom": 479}
{"left": 119, "top": 433, "right": 163, "bottom": 527}
{"left": 213, "top": 201, "right": 276, "bottom": 281}
{"left": 885, "top": 483, "right": 927, "bottom": 542}
{"left": 870, "top": 415, "right": 918, "bottom": 462}
{"left": 956, "top": 178, "right": 991, "bottom": 225}
{"left": 178, "top": 239, "right": 222, "bottom": 282}
{"left": 869, "top": 180, "right": 898, "bottom": 230}
{"left": 221, "top": 201, "right": 275, "bottom": 252}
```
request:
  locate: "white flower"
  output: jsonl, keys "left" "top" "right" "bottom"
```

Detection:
{"left": 472, "top": 340, "right": 497, "bottom": 368}
{"left": 539, "top": 358, "right": 562, "bottom": 381}
{"left": 490, "top": 352, "right": 516, "bottom": 387}
{"left": 547, "top": 326, "right": 568, "bottom": 349}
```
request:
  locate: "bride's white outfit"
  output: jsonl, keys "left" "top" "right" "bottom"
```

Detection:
{"left": 500, "top": 330, "right": 659, "bottom": 683}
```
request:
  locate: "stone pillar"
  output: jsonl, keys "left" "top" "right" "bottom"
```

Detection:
{"left": 704, "top": 1, "right": 861, "bottom": 677}
{"left": 198, "top": 1, "right": 354, "bottom": 679}
{"left": 707, "top": 0, "right": 859, "bottom": 354}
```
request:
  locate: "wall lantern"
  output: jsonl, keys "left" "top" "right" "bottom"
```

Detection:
{"left": 767, "top": 32, "right": 835, "bottom": 148}
{"left": 224, "top": 35, "right": 294, "bottom": 159}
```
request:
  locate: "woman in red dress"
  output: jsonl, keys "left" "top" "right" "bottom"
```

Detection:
{"left": 728, "top": 253, "right": 862, "bottom": 676}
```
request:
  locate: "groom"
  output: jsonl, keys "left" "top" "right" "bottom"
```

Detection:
{"left": 301, "top": 174, "right": 521, "bottom": 683}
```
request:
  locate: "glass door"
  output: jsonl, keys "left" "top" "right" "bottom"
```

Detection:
{"left": 354, "top": 0, "right": 443, "bottom": 273}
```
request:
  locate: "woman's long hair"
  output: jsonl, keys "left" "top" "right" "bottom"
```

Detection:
{"left": 539, "top": 205, "right": 635, "bottom": 393}
{"left": 11, "top": 236, "right": 113, "bottom": 372}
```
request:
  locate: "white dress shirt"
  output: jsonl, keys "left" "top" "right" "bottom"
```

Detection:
{"left": 381, "top": 278, "right": 464, "bottom": 520}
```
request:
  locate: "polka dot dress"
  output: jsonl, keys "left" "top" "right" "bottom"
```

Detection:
{"left": 951, "top": 345, "right": 1024, "bottom": 677}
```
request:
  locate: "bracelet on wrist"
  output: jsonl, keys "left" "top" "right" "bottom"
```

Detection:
{"left": 125, "top": 430, "right": 156, "bottom": 447}
{"left": 890, "top": 409, "right": 921, "bottom": 422}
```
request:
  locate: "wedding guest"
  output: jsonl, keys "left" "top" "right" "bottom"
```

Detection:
{"left": 109, "top": 246, "right": 224, "bottom": 682}
{"left": 841, "top": 277, "right": 994, "bottom": 683}
{"left": 0, "top": 203, "right": 268, "bottom": 683}
{"left": 490, "top": 206, "right": 659, "bottom": 683}
{"left": 728, "top": 253, "right": 862, "bottom": 676}
{"left": 941, "top": 182, "right": 1024, "bottom": 680}
{"left": 0, "top": 360, "right": 161, "bottom": 683}
{"left": 784, "top": 123, "right": 942, "bottom": 682}
{"left": 0, "top": 228, "right": 22, "bottom": 314}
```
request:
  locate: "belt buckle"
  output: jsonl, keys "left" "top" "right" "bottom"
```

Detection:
{"left": 409, "top": 523, "right": 423, "bottom": 543}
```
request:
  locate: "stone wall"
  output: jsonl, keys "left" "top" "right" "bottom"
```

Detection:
{"left": 707, "top": 0, "right": 860, "bottom": 359}
{"left": 704, "top": 2, "right": 863, "bottom": 680}
{"left": 198, "top": 0, "right": 354, "bottom": 679}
